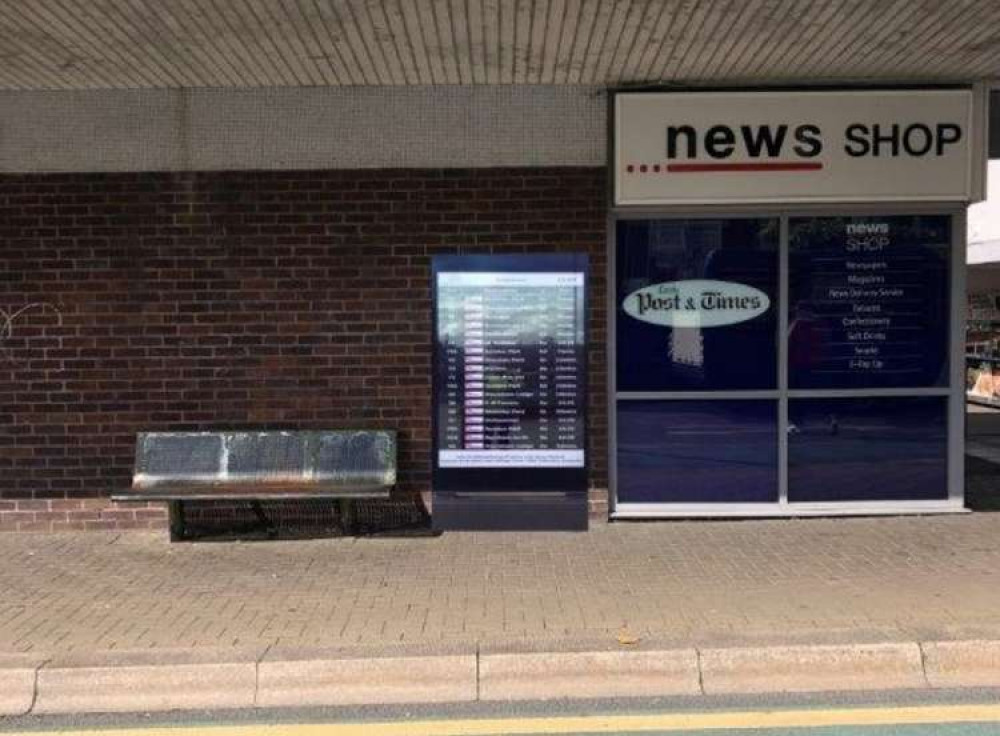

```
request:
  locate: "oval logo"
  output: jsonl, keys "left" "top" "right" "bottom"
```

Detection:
{"left": 623, "top": 280, "right": 770, "bottom": 328}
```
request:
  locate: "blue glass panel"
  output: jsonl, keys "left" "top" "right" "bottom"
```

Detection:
{"left": 616, "top": 219, "right": 779, "bottom": 392}
{"left": 788, "top": 397, "right": 948, "bottom": 502}
{"left": 617, "top": 401, "right": 778, "bottom": 504}
{"left": 789, "top": 215, "right": 950, "bottom": 389}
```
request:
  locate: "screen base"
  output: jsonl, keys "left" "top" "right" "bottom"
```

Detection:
{"left": 432, "top": 491, "right": 588, "bottom": 531}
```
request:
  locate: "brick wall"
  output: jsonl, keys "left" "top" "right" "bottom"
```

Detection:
{"left": 1, "top": 168, "right": 608, "bottom": 532}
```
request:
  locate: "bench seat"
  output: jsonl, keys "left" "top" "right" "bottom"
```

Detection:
{"left": 115, "top": 430, "right": 396, "bottom": 538}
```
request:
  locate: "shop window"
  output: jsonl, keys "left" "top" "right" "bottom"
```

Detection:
{"left": 616, "top": 400, "right": 778, "bottom": 504}
{"left": 787, "top": 397, "right": 948, "bottom": 502}
{"left": 616, "top": 218, "right": 779, "bottom": 392}
{"left": 788, "top": 215, "right": 950, "bottom": 390}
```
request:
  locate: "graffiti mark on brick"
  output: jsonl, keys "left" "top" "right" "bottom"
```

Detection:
{"left": 0, "top": 303, "right": 62, "bottom": 363}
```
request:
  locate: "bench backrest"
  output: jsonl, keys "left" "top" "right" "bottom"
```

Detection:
{"left": 133, "top": 430, "right": 396, "bottom": 490}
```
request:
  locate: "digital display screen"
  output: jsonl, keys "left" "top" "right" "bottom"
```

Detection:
{"left": 789, "top": 215, "right": 950, "bottom": 389}
{"left": 432, "top": 255, "right": 588, "bottom": 494}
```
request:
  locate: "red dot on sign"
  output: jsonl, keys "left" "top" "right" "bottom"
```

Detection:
{"left": 653, "top": 164, "right": 661, "bottom": 172}
{"left": 626, "top": 164, "right": 635, "bottom": 173}
{"left": 640, "top": 164, "right": 648, "bottom": 173}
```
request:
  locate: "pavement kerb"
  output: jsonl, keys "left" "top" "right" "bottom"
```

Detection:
{"left": 478, "top": 638, "right": 702, "bottom": 701}
{"left": 256, "top": 643, "right": 478, "bottom": 707}
{"left": 32, "top": 647, "right": 263, "bottom": 714}
{"left": 13, "top": 637, "right": 1000, "bottom": 714}
{"left": 697, "top": 641, "right": 928, "bottom": 695}
{"left": 922, "top": 639, "right": 1000, "bottom": 688}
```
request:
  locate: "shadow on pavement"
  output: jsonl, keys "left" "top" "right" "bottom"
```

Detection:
{"left": 966, "top": 455, "right": 1000, "bottom": 511}
{"left": 175, "top": 496, "right": 438, "bottom": 542}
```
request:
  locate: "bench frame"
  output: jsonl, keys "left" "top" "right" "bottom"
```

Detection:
{"left": 115, "top": 430, "right": 396, "bottom": 540}
{"left": 161, "top": 495, "right": 384, "bottom": 540}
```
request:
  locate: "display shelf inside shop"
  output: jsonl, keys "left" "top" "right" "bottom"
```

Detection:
{"left": 967, "top": 353, "right": 1000, "bottom": 407}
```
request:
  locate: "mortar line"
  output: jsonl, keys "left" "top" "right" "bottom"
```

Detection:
{"left": 27, "top": 657, "right": 50, "bottom": 715}
{"left": 917, "top": 640, "right": 931, "bottom": 688}
{"left": 475, "top": 643, "right": 481, "bottom": 701}
{"left": 254, "top": 642, "right": 276, "bottom": 707}
{"left": 695, "top": 648, "right": 705, "bottom": 696}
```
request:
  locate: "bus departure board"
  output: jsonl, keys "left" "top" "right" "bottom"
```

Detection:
{"left": 431, "top": 254, "right": 589, "bottom": 530}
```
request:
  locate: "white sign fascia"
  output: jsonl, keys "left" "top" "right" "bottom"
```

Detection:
{"left": 614, "top": 89, "right": 979, "bottom": 206}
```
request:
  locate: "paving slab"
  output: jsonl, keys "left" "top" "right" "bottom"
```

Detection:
{"left": 1, "top": 514, "right": 1000, "bottom": 710}
{"left": 4, "top": 516, "right": 1000, "bottom": 656}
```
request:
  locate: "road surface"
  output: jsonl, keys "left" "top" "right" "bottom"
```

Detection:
{"left": 3, "top": 689, "right": 1000, "bottom": 734}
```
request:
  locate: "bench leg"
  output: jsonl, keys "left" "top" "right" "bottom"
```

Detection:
{"left": 168, "top": 501, "right": 186, "bottom": 542}
{"left": 250, "top": 500, "right": 277, "bottom": 539}
{"left": 339, "top": 499, "right": 355, "bottom": 535}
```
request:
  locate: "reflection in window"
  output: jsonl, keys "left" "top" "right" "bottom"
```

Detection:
{"left": 616, "top": 218, "right": 779, "bottom": 392}
{"left": 788, "top": 215, "right": 950, "bottom": 390}
{"left": 788, "top": 397, "right": 948, "bottom": 502}
{"left": 617, "top": 400, "right": 778, "bottom": 504}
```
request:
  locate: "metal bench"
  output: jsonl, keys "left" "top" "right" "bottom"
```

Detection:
{"left": 114, "top": 430, "right": 396, "bottom": 539}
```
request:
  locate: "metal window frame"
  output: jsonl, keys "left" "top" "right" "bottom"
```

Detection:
{"left": 608, "top": 203, "right": 968, "bottom": 519}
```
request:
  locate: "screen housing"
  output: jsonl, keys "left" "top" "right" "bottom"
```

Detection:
{"left": 431, "top": 253, "right": 590, "bottom": 496}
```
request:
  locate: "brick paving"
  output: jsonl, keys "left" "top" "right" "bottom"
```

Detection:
{"left": 3, "top": 512, "right": 1000, "bottom": 656}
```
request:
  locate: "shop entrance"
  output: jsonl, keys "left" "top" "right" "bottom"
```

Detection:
{"left": 610, "top": 210, "right": 966, "bottom": 517}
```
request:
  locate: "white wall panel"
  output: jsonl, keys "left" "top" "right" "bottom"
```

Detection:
{"left": 0, "top": 85, "right": 606, "bottom": 173}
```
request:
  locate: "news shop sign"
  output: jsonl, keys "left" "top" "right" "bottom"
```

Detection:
{"left": 614, "top": 89, "right": 983, "bottom": 206}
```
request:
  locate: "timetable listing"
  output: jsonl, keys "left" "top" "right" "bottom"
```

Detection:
{"left": 436, "top": 271, "right": 586, "bottom": 469}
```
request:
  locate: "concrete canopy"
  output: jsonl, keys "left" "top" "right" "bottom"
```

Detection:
{"left": 1, "top": 0, "right": 1000, "bottom": 90}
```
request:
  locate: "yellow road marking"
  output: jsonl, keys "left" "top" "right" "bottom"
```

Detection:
{"left": 6, "top": 704, "right": 1000, "bottom": 736}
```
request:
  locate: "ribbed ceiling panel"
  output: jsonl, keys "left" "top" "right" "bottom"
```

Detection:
{"left": 0, "top": 0, "right": 998, "bottom": 89}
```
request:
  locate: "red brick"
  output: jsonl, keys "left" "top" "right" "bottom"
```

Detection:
{"left": 17, "top": 522, "right": 53, "bottom": 532}
{"left": 2, "top": 168, "right": 609, "bottom": 533}
{"left": 50, "top": 521, "right": 88, "bottom": 531}
{"left": 134, "top": 509, "right": 169, "bottom": 521}
{"left": 97, "top": 510, "right": 136, "bottom": 521}
{"left": 14, "top": 500, "right": 50, "bottom": 512}
{"left": 32, "top": 511, "right": 70, "bottom": 522}
{"left": 83, "top": 521, "right": 119, "bottom": 531}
